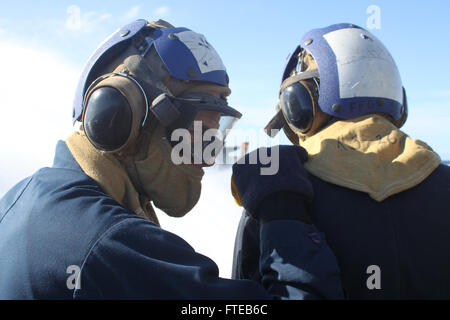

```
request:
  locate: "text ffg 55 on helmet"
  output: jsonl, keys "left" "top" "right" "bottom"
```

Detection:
{"left": 265, "top": 23, "right": 408, "bottom": 139}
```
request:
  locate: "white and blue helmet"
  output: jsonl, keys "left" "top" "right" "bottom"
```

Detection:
{"left": 72, "top": 19, "right": 241, "bottom": 158}
{"left": 72, "top": 19, "right": 231, "bottom": 124}
{"left": 267, "top": 23, "right": 408, "bottom": 137}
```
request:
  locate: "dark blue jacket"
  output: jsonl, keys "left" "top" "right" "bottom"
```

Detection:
{"left": 0, "top": 141, "right": 343, "bottom": 299}
{"left": 232, "top": 163, "right": 450, "bottom": 299}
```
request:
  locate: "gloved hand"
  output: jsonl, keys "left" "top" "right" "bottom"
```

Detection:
{"left": 231, "top": 145, "right": 313, "bottom": 224}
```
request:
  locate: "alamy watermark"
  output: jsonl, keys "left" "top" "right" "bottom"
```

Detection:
{"left": 366, "top": 5, "right": 381, "bottom": 30}
{"left": 366, "top": 264, "right": 381, "bottom": 290}
{"left": 66, "top": 265, "right": 81, "bottom": 290}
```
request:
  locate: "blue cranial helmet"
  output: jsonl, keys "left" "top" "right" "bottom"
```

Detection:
{"left": 72, "top": 19, "right": 230, "bottom": 124}
{"left": 72, "top": 19, "right": 240, "bottom": 160}
{"left": 266, "top": 23, "right": 408, "bottom": 138}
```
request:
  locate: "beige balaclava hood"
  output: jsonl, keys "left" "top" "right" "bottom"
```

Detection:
{"left": 66, "top": 112, "right": 205, "bottom": 223}
{"left": 300, "top": 114, "right": 441, "bottom": 201}
{"left": 122, "top": 118, "right": 204, "bottom": 218}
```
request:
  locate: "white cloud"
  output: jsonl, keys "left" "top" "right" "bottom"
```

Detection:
{"left": 65, "top": 5, "right": 112, "bottom": 32}
{"left": 154, "top": 6, "right": 169, "bottom": 16}
{"left": 0, "top": 41, "right": 78, "bottom": 196}
{"left": 122, "top": 5, "right": 141, "bottom": 21}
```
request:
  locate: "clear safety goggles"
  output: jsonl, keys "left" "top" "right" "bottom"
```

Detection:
{"left": 151, "top": 92, "right": 241, "bottom": 166}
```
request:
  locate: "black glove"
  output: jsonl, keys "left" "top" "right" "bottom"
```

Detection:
{"left": 231, "top": 145, "right": 313, "bottom": 224}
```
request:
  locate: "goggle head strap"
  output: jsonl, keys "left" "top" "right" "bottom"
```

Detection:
{"left": 150, "top": 92, "right": 241, "bottom": 129}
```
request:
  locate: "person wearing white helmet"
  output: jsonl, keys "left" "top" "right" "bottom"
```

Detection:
{"left": 0, "top": 19, "right": 344, "bottom": 300}
{"left": 232, "top": 23, "right": 450, "bottom": 299}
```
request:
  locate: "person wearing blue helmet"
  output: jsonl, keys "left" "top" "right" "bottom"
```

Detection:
{"left": 0, "top": 19, "right": 344, "bottom": 299}
{"left": 232, "top": 23, "right": 450, "bottom": 299}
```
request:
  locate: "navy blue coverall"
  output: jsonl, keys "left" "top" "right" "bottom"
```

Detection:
{"left": 0, "top": 141, "right": 343, "bottom": 299}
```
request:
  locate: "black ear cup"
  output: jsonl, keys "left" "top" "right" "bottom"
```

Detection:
{"left": 81, "top": 72, "right": 149, "bottom": 154}
{"left": 279, "top": 82, "right": 315, "bottom": 133}
{"left": 84, "top": 87, "right": 133, "bottom": 151}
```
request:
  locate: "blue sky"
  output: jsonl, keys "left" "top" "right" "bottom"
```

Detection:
{"left": 0, "top": 1, "right": 449, "bottom": 277}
